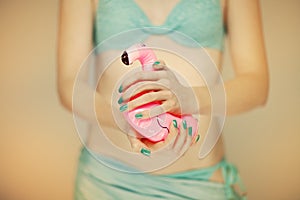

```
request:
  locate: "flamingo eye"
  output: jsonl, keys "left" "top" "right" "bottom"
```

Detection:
{"left": 121, "top": 51, "right": 129, "bottom": 65}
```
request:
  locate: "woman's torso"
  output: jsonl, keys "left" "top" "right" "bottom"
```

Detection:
{"left": 88, "top": 0, "right": 226, "bottom": 181}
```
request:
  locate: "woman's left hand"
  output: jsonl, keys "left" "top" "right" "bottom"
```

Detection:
{"left": 118, "top": 60, "right": 198, "bottom": 119}
{"left": 127, "top": 117, "right": 199, "bottom": 157}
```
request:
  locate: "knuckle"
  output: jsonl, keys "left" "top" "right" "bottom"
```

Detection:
{"left": 122, "top": 80, "right": 129, "bottom": 89}
{"left": 122, "top": 91, "right": 129, "bottom": 100}
{"left": 158, "top": 60, "right": 166, "bottom": 66}
{"left": 131, "top": 82, "right": 143, "bottom": 93}
{"left": 145, "top": 84, "right": 154, "bottom": 91}
{"left": 146, "top": 92, "right": 157, "bottom": 101}
{"left": 160, "top": 70, "right": 168, "bottom": 77}
{"left": 161, "top": 79, "right": 171, "bottom": 87}
{"left": 165, "top": 90, "right": 173, "bottom": 98}
{"left": 124, "top": 88, "right": 135, "bottom": 100}
{"left": 150, "top": 105, "right": 164, "bottom": 117}
{"left": 136, "top": 71, "right": 145, "bottom": 79}
{"left": 138, "top": 81, "right": 149, "bottom": 89}
{"left": 163, "top": 102, "right": 172, "bottom": 112}
{"left": 169, "top": 99, "right": 177, "bottom": 107}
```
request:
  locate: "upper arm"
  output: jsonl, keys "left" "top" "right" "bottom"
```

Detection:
{"left": 226, "top": 0, "right": 268, "bottom": 78}
{"left": 57, "top": 0, "right": 95, "bottom": 86}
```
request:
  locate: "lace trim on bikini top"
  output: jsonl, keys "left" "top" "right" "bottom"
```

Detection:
{"left": 93, "top": 0, "right": 225, "bottom": 51}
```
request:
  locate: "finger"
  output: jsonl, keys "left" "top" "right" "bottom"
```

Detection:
{"left": 172, "top": 121, "right": 188, "bottom": 154}
{"left": 179, "top": 125, "right": 193, "bottom": 154}
{"left": 134, "top": 104, "right": 164, "bottom": 119}
{"left": 141, "top": 118, "right": 179, "bottom": 152}
{"left": 121, "top": 81, "right": 167, "bottom": 102}
{"left": 126, "top": 91, "right": 172, "bottom": 112}
{"left": 163, "top": 119, "right": 179, "bottom": 145}
{"left": 127, "top": 135, "right": 142, "bottom": 152}
{"left": 127, "top": 134, "right": 152, "bottom": 156}
{"left": 192, "top": 134, "right": 201, "bottom": 145}
{"left": 153, "top": 119, "right": 179, "bottom": 151}
{"left": 139, "top": 98, "right": 176, "bottom": 119}
{"left": 135, "top": 103, "right": 166, "bottom": 119}
{"left": 153, "top": 60, "right": 168, "bottom": 71}
{"left": 121, "top": 71, "right": 167, "bottom": 92}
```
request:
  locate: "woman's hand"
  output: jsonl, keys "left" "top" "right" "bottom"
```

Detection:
{"left": 127, "top": 119, "right": 200, "bottom": 157}
{"left": 118, "top": 60, "right": 198, "bottom": 119}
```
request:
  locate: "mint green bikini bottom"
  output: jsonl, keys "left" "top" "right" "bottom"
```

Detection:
{"left": 74, "top": 148, "right": 246, "bottom": 200}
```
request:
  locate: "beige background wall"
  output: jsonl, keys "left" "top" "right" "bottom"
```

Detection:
{"left": 0, "top": 0, "right": 299, "bottom": 199}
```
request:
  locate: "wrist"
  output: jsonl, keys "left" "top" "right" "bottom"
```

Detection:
{"left": 192, "top": 86, "right": 211, "bottom": 115}
{"left": 176, "top": 85, "right": 198, "bottom": 115}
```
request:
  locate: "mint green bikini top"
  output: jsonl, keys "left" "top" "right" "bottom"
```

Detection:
{"left": 93, "top": 0, "right": 225, "bottom": 51}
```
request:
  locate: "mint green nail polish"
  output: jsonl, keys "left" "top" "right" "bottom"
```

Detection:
{"left": 118, "top": 97, "right": 123, "bottom": 104}
{"left": 172, "top": 120, "right": 178, "bottom": 128}
{"left": 188, "top": 127, "right": 193, "bottom": 136}
{"left": 118, "top": 85, "right": 123, "bottom": 93}
{"left": 196, "top": 134, "right": 200, "bottom": 142}
{"left": 140, "top": 148, "right": 151, "bottom": 156}
{"left": 119, "top": 104, "right": 128, "bottom": 112}
{"left": 154, "top": 61, "right": 160, "bottom": 65}
{"left": 135, "top": 113, "right": 143, "bottom": 119}
{"left": 182, "top": 120, "right": 187, "bottom": 129}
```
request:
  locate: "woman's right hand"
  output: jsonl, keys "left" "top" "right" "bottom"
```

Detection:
{"left": 118, "top": 60, "right": 199, "bottom": 118}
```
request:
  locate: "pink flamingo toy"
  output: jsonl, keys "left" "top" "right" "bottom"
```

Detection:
{"left": 120, "top": 44, "right": 198, "bottom": 143}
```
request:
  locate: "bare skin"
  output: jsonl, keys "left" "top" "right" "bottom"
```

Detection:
{"left": 57, "top": 0, "right": 268, "bottom": 183}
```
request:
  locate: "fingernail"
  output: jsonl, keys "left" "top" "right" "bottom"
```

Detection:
{"left": 182, "top": 120, "right": 187, "bottom": 129}
{"left": 140, "top": 148, "right": 151, "bottom": 156}
{"left": 153, "top": 61, "right": 160, "bottom": 65}
{"left": 118, "top": 85, "right": 123, "bottom": 93}
{"left": 118, "top": 96, "right": 123, "bottom": 104}
{"left": 172, "top": 119, "right": 178, "bottom": 128}
{"left": 119, "top": 104, "right": 128, "bottom": 112}
{"left": 196, "top": 134, "right": 200, "bottom": 142}
{"left": 188, "top": 127, "right": 193, "bottom": 136}
{"left": 135, "top": 113, "right": 143, "bottom": 119}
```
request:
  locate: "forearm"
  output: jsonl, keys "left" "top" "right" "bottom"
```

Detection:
{"left": 194, "top": 73, "right": 269, "bottom": 116}
{"left": 58, "top": 79, "right": 109, "bottom": 124}
{"left": 57, "top": 0, "right": 98, "bottom": 121}
{"left": 223, "top": 73, "right": 268, "bottom": 115}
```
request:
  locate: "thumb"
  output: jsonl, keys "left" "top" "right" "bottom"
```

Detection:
{"left": 127, "top": 134, "right": 151, "bottom": 156}
{"left": 153, "top": 60, "right": 167, "bottom": 70}
{"left": 164, "top": 119, "right": 179, "bottom": 144}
